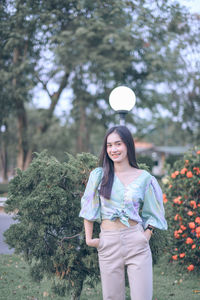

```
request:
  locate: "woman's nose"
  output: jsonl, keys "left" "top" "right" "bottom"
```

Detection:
{"left": 111, "top": 146, "right": 117, "bottom": 152}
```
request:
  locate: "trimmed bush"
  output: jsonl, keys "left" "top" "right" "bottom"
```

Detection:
{"left": 4, "top": 151, "right": 100, "bottom": 300}
{"left": 163, "top": 147, "right": 200, "bottom": 273}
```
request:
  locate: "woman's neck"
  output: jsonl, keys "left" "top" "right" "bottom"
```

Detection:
{"left": 114, "top": 160, "right": 133, "bottom": 173}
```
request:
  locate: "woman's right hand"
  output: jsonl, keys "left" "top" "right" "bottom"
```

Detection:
{"left": 86, "top": 238, "right": 100, "bottom": 248}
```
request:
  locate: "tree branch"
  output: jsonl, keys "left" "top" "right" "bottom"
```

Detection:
{"left": 48, "top": 72, "right": 70, "bottom": 117}
{"left": 35, "top": 74, "right": 52, "bottom": 99}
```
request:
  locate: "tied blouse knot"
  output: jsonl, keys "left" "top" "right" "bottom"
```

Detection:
{"left": 79, "top": 167, "right": 168, "bottom": 230}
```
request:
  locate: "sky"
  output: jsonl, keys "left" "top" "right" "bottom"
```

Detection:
{"left": 32, "top": 0, "right": 200, "bottom": 118}
{"left": 179, "top": 0, "right": 200, "bottom": 12}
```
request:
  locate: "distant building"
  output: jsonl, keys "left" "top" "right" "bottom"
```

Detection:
{"left": 135, "top": 140, "right": 190, "bottom": 176}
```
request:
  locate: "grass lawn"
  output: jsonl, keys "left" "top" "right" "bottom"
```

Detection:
{"left": 0, "top": 254, "right": 199, "bottom": 300}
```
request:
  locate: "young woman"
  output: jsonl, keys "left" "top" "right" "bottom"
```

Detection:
{"left": 79, "top": 125, "right": 167, "bottom": 300}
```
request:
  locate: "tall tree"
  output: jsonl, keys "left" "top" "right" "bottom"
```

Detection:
{"left": 0, "top": 0, "right": 41, "bottom": 170}
{"left": 1, "top": 0, "right": 199, "bottom": 176}
{"left": 51, "top": 0, "right": 193, "bottom": 151}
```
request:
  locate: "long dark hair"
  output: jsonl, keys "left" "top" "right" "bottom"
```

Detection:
{"left": 99, "top": 125, "right": 139, "bottom": 199}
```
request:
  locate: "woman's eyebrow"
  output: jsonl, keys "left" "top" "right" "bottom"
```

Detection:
{"left": 107, "top": 140, "right": 122, "bottom": 144}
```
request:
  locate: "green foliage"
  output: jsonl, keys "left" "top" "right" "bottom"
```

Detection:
{"left": 163, "top": 146, "right": 200, "bottom": 273}
{"left": 1, "top": 0, "right": 200, "bottom": 178}
{"left": 137, "top": 155, "right": 154, "bottom": 172}
{"left": 4, "top": 151, "right": 99, "bottom": 299}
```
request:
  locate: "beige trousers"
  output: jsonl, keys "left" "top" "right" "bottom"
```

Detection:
{"left": 97, "top": 223, "right": 152, "bottom": 300}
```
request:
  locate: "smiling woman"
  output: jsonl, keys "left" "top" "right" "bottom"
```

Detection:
{"left": 79, "top": 125, "right": 168, "bottom": 300}
{"left": 106, "top": 132, "right": 128, "bottom": 164}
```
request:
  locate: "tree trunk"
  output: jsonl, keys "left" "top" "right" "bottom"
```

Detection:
{"left": 0, "top": 132, "right": 8, "bottom": 183}
{"left": 13, "top": 47, "right": 29, "bottom": 170}
{"left": 16, "top": 105, "right": 28, "bottom": 170}
{"left": 71, "top": 280, "right": 83, "bottom": 300}
{"left": 76, "top": 103, "right": 88, "bottom": 153}
{"left": 24, "top": 147, "right": 33, "bottom": 170}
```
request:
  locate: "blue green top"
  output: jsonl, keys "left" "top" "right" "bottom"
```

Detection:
{"left": 79, "top": 167, "right": 167, "bottom": 230}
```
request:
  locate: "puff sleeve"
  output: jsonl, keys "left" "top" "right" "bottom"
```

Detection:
{"left": 141, "top": 176, "right": 168, "bottom": 230}
{"left": 79, "top": 167, "right": 103, "bottom": 223}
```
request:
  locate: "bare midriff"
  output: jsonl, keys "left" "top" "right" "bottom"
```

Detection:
{"left": 101, "top": 218, "right": 138, "bottom": 230}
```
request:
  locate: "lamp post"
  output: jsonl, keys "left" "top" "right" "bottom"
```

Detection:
{"left": 109, "top": 86, "right": 136, "bottom": 125}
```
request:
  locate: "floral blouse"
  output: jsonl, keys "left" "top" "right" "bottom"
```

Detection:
{"left": 79, "top": 167, "right": 168, "bottom": 230}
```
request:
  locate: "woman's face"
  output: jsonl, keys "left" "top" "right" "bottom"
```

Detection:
{"left": 106, "top": 132, "right": 128, "bottom": 163}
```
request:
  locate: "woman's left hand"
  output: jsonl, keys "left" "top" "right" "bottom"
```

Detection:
{"left": 144, "top": 229, "right": 152, "bottom": 241}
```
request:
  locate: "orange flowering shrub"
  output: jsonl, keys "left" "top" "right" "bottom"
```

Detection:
{"left": 187, "top": 264, "right": 195, "bottom": 271}
{"left": 163, "top": 147, "right": 200, "bottom": 273}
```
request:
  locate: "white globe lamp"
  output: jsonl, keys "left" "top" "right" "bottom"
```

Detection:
{"left": 109, "top": 86, "right": 136, "bottom": 125}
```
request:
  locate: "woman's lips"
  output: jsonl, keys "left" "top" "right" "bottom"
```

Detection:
{"left": 112, "top": 154, "right": 120, "bottom": 158}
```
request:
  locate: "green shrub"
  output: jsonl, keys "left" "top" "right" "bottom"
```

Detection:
{"left": 4, "top": 151, "right": 99, "bottom": 300}
{"left": 163, "top": 147, "right": 200, "bottom": 273}
{"left": 137, "top": 155, "right": 154, "bottom": 171}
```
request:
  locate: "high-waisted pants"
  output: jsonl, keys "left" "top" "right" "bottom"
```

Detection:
{"left": 97, "top": 223, "right": 152, "bottom": 300}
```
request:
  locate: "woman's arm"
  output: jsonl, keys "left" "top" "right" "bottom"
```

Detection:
{"left": 84, "top": 219, "right": 100, "bottom": 248}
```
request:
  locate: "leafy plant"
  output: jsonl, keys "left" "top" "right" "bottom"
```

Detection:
{"left": 4, "top": 151, "right": 99, "bottom": 300}
{"left": 163, "top": 147, "right": 200, "bottom": 273}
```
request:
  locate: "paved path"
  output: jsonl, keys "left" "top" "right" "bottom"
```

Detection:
{"left": 0, "top": 212, "right": 16, "bottom": 254}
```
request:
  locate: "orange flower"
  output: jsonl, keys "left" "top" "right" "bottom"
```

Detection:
{"left": 188, "top": 222, "right": 196, "bottom": 229}
{"left": 179, "top": 253, "right": 185, "bottom": 258}
{"left": 187, "top": 211, "right": 193, "bottom": 216}
{"left": 175, "top": 248, "right": 178, "bottom": 251}
{"left": 174, "top": 214, "right": 179, "bottom": 221}
{"left": 182, "top": 233, "right": 187, "bottom": 238}
{"left": 195, "top": 217, "right": 200, "bottom": 224}
{"left": 187, "top": 264, "right": 194, "bottom": 271}
{"left": 186, "top": 237, "right": 193, "bottom": 244}
{"left": 196, "top": 226, "right": 200, "bottom": 234}
{"left": 172, "top": 255, "right": 178, "bottom": 260}
{"left": 180, "top": 167, "right": 187, "bottom": 174}
{"left": 174, "top": 231, "right": 180, "bottom": 239}
{"left": 171, "top": 173, "right": 176, "bottom": 179}
{"left": 186, "top": 171, "right": 193, "bottom": 178}
{"left": 192, "top": 244, "right": 196, "bottom": 249}
{"left": 173, "top": 196, "right": 182, "bottom": 205}
{"left": 190, "top": 200, "right": 197, "bottom": 209}
{"left": 169, "top": 184, "right": 173, "bottom": 188}
{"left": 177, "top": 229, "right": 183, "bottom": 234}
{"left": 175, "top": 171, "right": 179, "bottom": 176}
{"left": 163, "top": 193, "right": 168, "bottom": 203}
{"left": 185, "top": 159, "right": 189, "bottom": 165}
{"left": 193, "top": 167, "right": 200, "bottom": 175}
{"left": 180, "top": 225, "right": 187, "bottom": 231}
{"left": 196, "top": 150, "right": 200, "bottom": 154}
